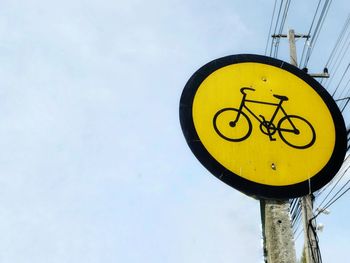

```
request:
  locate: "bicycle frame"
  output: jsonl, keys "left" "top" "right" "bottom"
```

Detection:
{"left": 213, "top": 87, "right": 316, "bottom": 148}
{"left": 234, "top": 88, "right": 298, "bottom": 136}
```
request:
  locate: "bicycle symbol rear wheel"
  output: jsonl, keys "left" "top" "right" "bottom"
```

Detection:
{"left": 213, "top": 108, "right": 252, "bottom": 142}
{"left": 277, "top": 115, "right": 316, "bottom": 149}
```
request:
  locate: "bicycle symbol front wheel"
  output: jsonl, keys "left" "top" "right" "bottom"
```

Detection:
{"left": 278, "top": 115, "right": 316, "bottom": 149}
{"left": 213, "top": 108, "right": 252, "bottom": 142}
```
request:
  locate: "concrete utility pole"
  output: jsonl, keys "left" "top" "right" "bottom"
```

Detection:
{"left": 260, "top": 29, "right": 306, "bottom": 263}
{"left": 288, "top": 28, "right": 319, "bottom": 263}
{"left": 261, "top": 200, "right": 297, "bottom": 263}
{"left": 288, "top": 29, "right": 298, "bottom": 67}
{"left": 301, "top": 195, "right": 318, "bottom": 263}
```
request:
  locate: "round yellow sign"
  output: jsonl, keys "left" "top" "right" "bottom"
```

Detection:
{"left": 180, "top": 54, "right": 347, "bottom": 199}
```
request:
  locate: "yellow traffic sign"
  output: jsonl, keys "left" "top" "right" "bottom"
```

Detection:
{"left": 180, "top": 54, "right": 347, "bottom": 199}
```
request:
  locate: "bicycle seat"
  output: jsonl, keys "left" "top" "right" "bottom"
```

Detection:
{"left": 240, "top": 87, "right": 255, "bottom": 94}
{"left": 273, "top": 94, "right": 289, "bottom": 101}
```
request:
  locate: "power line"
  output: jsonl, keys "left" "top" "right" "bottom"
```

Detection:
{"left": 324, "top": 27, "right": 350, "bottom": 90}
{"left": 324, "top": 14, "right": 350, "bottom": 68}
{"left": 315, "top": 159, "right": 350, "bottom": 214}
{"left": 270, "top": 0, "right": 284, "bottom": 57}
{"left": 308, "top": 0, "right": 332, "bottom": 61}
{"left": 302, "top": 0, "right": 333, "bottom": 68}
{"left": 299, "top": 0, "right": 322, "bottom": 66}
{"left": 265, "top": 0, "right": 278, "bottom": 55}
{"left": 295, "top": 228, "right": 303, "bottom": 241}
{"left": 321, "top": 165, "right": 350, "bottom": 210}
{"left": 308, "top": 219, "right": 323, "bottom": 263}
{"left": 316, "top": 155, "right": 350, "bottom": 204}
{"left": 274, "top": 0, "right": 291, "bottom": 57}
{"left": 317, "top": 178, "right": 350, "bottom": 214}
{"left": 269, "top": 0, "right": 292, "bottom": 58}
{"left": 292, "top": 210, "right": 302, "bottom": 235}
{"left": 337, "top": 77, "right": 350, "bottom": 99}
{"left": 332, "top": 63, "right": 350, "bottom": 97}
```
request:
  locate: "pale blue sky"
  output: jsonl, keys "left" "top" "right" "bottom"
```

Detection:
{"left": 0, "top": 0, "right": 349, "bottom": 262}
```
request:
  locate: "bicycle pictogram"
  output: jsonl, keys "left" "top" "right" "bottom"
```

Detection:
{"left": 213, "top": 87, "right": 316, "bottom": 149}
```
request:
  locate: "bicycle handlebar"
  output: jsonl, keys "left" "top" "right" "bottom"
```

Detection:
{"left": 240, "top": 87, "right": 255, "bottom": 95}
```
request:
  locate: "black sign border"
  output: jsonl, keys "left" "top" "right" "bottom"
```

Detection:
{"left": 179, "top": 54, "right": 347, "bottom": 200}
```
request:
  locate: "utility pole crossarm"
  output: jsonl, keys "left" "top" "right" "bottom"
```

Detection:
{"left": 272, "top": 34, "right": 310, "bottom": 38}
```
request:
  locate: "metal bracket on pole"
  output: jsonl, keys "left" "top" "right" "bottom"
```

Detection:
{"left": 308, "top": 73, "right": 330, "bottom": 78}
{"left": 272, "top": 31, "right": 330, "bottom": 80}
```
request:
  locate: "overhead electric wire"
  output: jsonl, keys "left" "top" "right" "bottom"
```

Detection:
{"left": 273, "top": 0, "right": 291, "bottom": 58}
{"left": 290, "top": 198, "right": 300, "bottom": 224}
{"left": 328, "top": 27, "right": 350, "bottom": 73}
{"left": 332, "top": 63, "right": 350, "bottom": 97}
{"left": 290, "top": 198, "right": 303, "bottom": 241}
{"left": 299, "top": 0, "right": 322, "bottom": 66}
{"left": 292, "top": 210, "right": 302, "bottom": 230}
{"left": 324, "top": 14, "right": 350, "bottom": 68}
{"left": 269, "top": 0, "right": 284, "bottom": 57}
{"left": 334, "top": 63, "right": 350, "bottom": 109}
{"left": 295, "top": 228, "right": 303, "bottom": 241}
{"left": 290, "top": 198, "right": 297, "bottom": 218}
{"left": 308, "top": 0, "right": 333, "bottom": 61}
{"left": 332, "top": 71, "right": 350, "bottom": 112}
{"left": 337, "top": 77, "right": 350, "bottom": 99}
{"left": 324, "top": 28, "right": 350, "bottom": 90}
{"left": 320, "top": 14, "right": 350, "bottom": 86}
{"left": 315, "top": 155, "right": 350, "bottom": 205}
{"left": 308, "top": 0, "right": 332, "bottom": 60}
{"left": 318, "top": 168, "right": 350, "bottom": 212}
{"left": 291, "top": 201, "right": 300, "bottom": 222}
{"left": 302, "top": 0, "right": 333, "bottom": 68}
{"left": 292, "top": 210, "right": 302, "bottom": 235}
{"left": 267, "top": 0, "right": 292, "bottom": 58}
{"left": 317, "top": 166, "right": 349, "bottom": 209}
{"left": 322, "top": 185, "right": 350, "bottom": 211}
{"left": 265, "top": 0, "right": 278, "bottom": 55}
{"left": 308, "top": 219, "right": 323, "bottom": 263}
{"left": 338, "top": 95, "right": 350, "bottom": 113}
{"left": 263, "top": 2, "right": 350, "bottom": 259}
{"left": 315, "top": 160, "right": 350, "bottom": 214}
